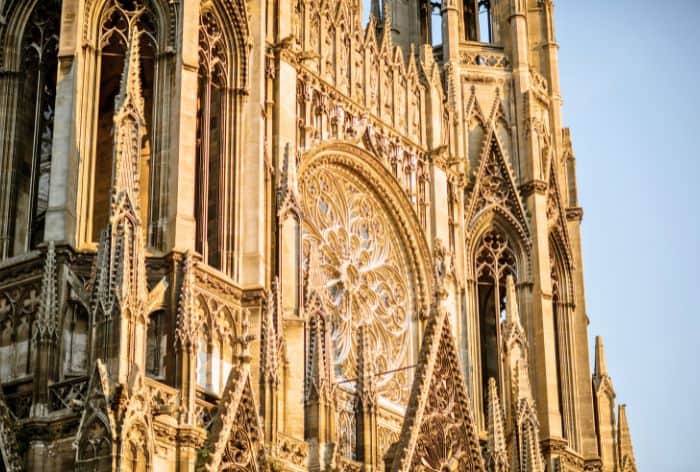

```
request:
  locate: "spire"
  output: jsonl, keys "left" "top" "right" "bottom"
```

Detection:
{"left": 175, "top": 251, "right": 199, "bottom": 352}
{"left": 112, "top": 25, "right": 145, "bottom": 217}
{"left": 356, "top": 324, "right": 377, "bottom": 409}
{"left": 261, "top": 278, "right": 282, "bottom": 386}
{"left": 486, "top": 378, "right": 508, "bottom": 472}
{"left": 594, "top": 335, "right": 608, "bottom": 379}
{"left": 390, "top": 291, "right": 485, "bottom": 472}
{"left": 90, "top": 23, "right": 148, "bottom": 334}
{"left": 278, "top": 143, "right": 300, "bottom": 217}
{"left": 617, "top": 405, "right": 637, "bottom": 472}
{"left": 370, "top": 0, "right": 381, "bottom": 22}
{"left": 34, "top": 241, "right": 58, "bottom": 344}
{"left": 504, "top": 274, "right": 521, "bottom": 328}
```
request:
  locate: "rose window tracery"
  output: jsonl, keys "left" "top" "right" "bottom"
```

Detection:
{"left": 301, "top": 166, "right": 413, "bottom": 405}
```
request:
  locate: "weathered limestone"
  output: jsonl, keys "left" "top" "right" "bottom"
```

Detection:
{"left": 0, "top": 0, "right": 636, "bottom": 471}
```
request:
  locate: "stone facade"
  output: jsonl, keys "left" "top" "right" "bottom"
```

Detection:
{"left": 0, "top": 0, "right": 636, "bottom": 471}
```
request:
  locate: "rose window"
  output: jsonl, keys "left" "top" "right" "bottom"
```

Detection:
{"left": 301, "top": 166, "right": 413, "bottom": 405}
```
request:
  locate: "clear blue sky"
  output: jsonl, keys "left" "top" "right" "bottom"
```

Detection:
{"left": 362, "top": 0, "right": 699, "bottom": 468}
{"left": 557, "top": 1, "right": 700, "bottom": 469}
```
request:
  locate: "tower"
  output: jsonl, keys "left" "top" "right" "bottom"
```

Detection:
{"left": 0, "top": 0, "right": 636, "bottom": 470}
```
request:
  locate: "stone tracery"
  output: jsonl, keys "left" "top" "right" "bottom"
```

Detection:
{"left": 301, "top": 165, "right": 413, "bottom": 405}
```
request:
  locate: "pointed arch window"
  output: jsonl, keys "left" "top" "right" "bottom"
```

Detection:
{"left": 478, "top": 0, "right": 493, "bottom": 43}
{"left": 90, "top": 0, "right": 158, "bottom": 243}
{"left": 1, "top": 0, "right": 60, "bottom": 257}
{"left": 195, "top": 10, "right": 229, "bottom": 270}
{"left": 474, "top": 229, "right": 516, "bottom": 417}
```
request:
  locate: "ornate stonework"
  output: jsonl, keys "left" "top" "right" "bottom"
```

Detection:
{"left": 0, "top": 0, "right": 635, "bottom": 471}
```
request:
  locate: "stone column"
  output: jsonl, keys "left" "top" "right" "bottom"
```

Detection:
{"left": 165, "top": 0, "right": 199, "bottom": 253}
{"left": 238, "top": 0, "right": 267, "bottom": 287}
{"left": 44, "top": 0, "right": 85, "bottom": 246}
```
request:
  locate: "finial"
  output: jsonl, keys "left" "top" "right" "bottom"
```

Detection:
{"left": 594, "top": 335, "right": 608, "bottom": 378}
{"left": 486, "top": 378, "right": 507, "bottom": 466}
{"left": 504, "top": 274, "right": 521, "bottom": 326}
{"left": 617, "top": 404, "right": 637, "bottom": 471}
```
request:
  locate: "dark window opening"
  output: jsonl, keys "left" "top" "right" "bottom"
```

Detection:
{"left": 92, "top": 3, "right": 157, "bottom": 242}
{"left": 9, "top": 0, "right": 60, "bottom": 255}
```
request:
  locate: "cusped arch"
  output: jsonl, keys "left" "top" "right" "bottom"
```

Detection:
{"left": 0, "top": 0, "right": 51, "bottom": 70}
{"left": 299, "top": 142, "right": 433, "bottom": 308}
{"left": 200, "top": 0, "right": 250, "bottom": 92}
{"left": 299, "top": 143, "right": 432, "bottom": 405}
{"left": 85, "top": 0, "right": 174, "bottom": 51}
{"left": 466, "top": 209, "right": 531, "bottom": 284}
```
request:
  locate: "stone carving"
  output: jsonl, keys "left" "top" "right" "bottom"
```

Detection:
{"left": 464, "top": 130, "right": 529, "bottom": 242}
{"left": 198, "top": 366, "right": 267, "bottom": 472}
{"left": 301, "top": 166, "right": 411, "bottom": 405}
{"left": 390, "top": 291, "right": 485, "bottom": 472}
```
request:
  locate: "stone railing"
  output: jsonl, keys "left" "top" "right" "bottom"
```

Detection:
{"left": 194, "top": 389, "right": 218, "bottom": 430}
{"left": 49, "top": 375, "right": 89, "bottom": 412}
{"left": 270, "top": 433, "right": 308, "bottom": 470}
{"left": 459, "top": 43, "right": 510, "bottom": 69}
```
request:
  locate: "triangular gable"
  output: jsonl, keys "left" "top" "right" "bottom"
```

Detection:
{"left": 75, "top": 360, "right": 117, "bottom": 466}
{"left": 465, "top": 129, "right": 529, "bottom": 240}
{"left": 487, "top": 88, "right": 509, "bottom": 127}
{"left": 390, "top": 309, "right": 485, "bottom": 472}
{"left": 199, "top": 366, "right": 268, "bottom": 472}
{"left": 465, "top": 86, "right": 487, "bottom": 127}
{"left": 546, "top": 160, "right": 574, "bottom": 271}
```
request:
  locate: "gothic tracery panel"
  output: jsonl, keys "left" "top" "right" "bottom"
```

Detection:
{"left": 301, "top": 164, "right": 415, "bottom": 406}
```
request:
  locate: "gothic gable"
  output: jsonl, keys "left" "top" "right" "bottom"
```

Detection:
{"left": 465, "top": 129, "right": 529, "bottom": 240}
{"left": 390, "top": 308, "right": 485, "bottom": 472}
{"left": 199, "top": 366, "right": 268, "bottom": 472}
{"left": 75, "top": 360, "right": 117, "bottom": 467}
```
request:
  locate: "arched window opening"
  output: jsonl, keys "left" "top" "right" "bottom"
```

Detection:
{"left": 7, "top": 0, "right": 60, "bottom": 256}
{"left": 195, "top": 10, "right": 229, "bottom": 270}
{"left": 62, "top": 301, "right": 89, "bottom": 375}
{"left": 146, "top": 309, "right": 167, "bottom": 378}
{"left": 478, "top": 0, "right": 493, "bottom": 43}
{"left": 430, "top": 2, "right": 442, "bottom": 46}
{"left": 92, "top": 0, "right": 158, "bottom": 242}
{"left": 550, "top": 262, "right": 567, "bottom": 439}
{"left": 463, "top": 0, "right": 478, "bottom": 41}
{"left": 475, "top": 229, "right": 516, "bottom": 417}
{"left": 196, "top": 316, "right": 236, "bottom": 395}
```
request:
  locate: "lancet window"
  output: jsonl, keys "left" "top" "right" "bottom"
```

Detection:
{"left": 1, "top": 0, "right": 60, "bottom": 258}
{"left": 194, "top": 5, "right": 241, "bottom": 274}
{"left": 474, "top": 229, "right": 516, "bottom": 416}
{"left": 195, "top": 9, "right": 229, "bottom": 269}
{"left": 463, "top": 0, "right": 493, "bottom": 43}
{"left": 196, "top": 308, "right": 238, "bottom": 395}
{"left": 90, "top": 0, "right": 158, "bottom": 243}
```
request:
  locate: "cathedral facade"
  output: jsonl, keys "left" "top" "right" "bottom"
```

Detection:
{"left": 0, "top": 0, "right": 636, "bottom": 471}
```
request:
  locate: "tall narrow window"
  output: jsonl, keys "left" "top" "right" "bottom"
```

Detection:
{"left": 475, "top": 229, "right": 516, "bottom": 416}
{"left": 478, "top": 0, "right": 492, "bottom": 43}
{"left": 464, "top": 0, "right": 478, "bottom": 41}
{"left": 196, "top": 11, "right": 228, "bottom": 269}
{"left": 92, "top": 0, "right": 157, "bottom": 242}
{"left": 8, "top": 0, "right": 60, "bottom": 255}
